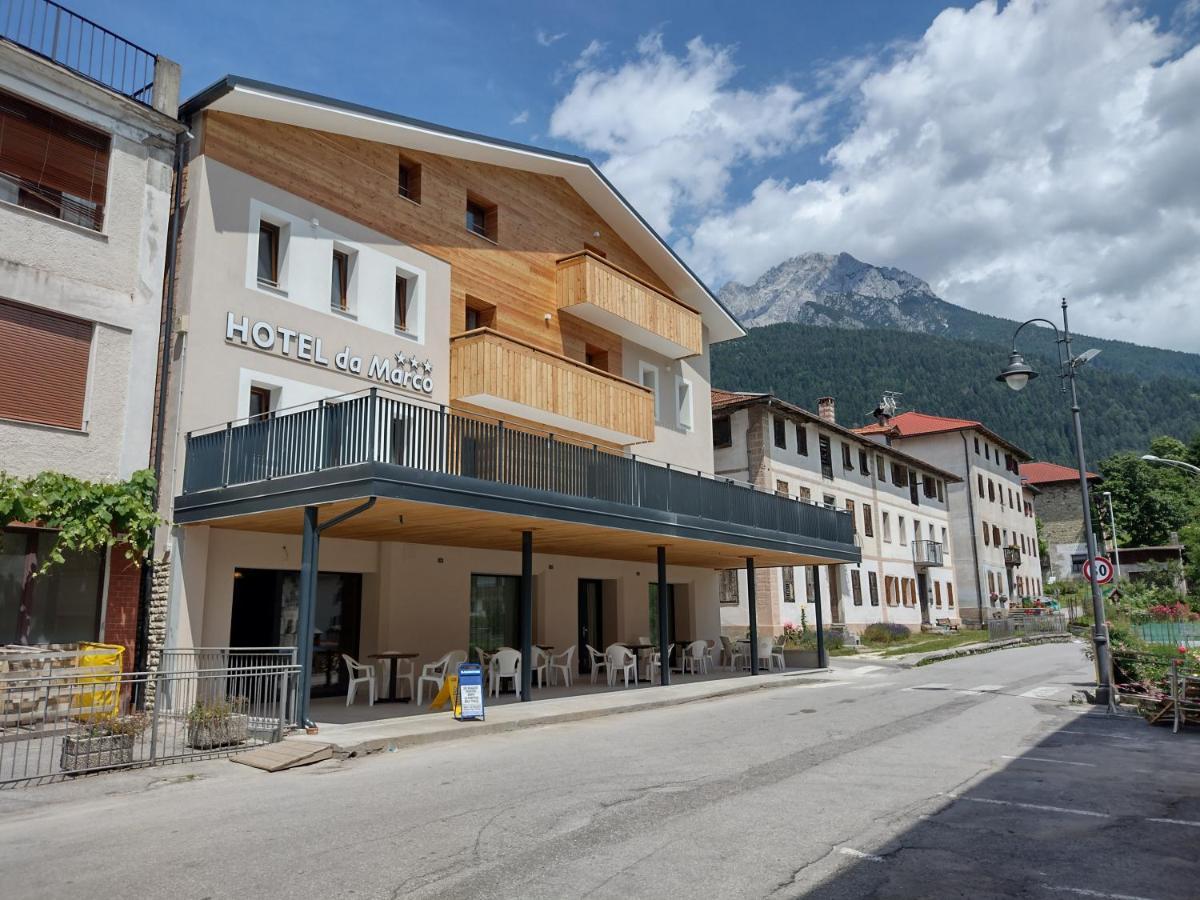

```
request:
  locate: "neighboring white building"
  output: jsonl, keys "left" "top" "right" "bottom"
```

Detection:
{"left": 712, "top": 392, "right": 961, "bottom": 635}
{"left": 857, "top": 411, "right": 1043, "bottom": 624}
{"left": 0, "top": 12, "right": 182, "bottom": 652}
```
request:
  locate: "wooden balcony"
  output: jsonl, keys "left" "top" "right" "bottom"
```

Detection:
{"left": 450, "top": 328, "right": 654, "bottom": 445}
{"left": 556, "top": 251, "right": 703, "bottom": 359}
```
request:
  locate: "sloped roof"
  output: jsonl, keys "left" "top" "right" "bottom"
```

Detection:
{"left": 1020, "top": 461, "right": 1099, "bottom": 485}
{"left": 711, "top": 388, "right": 768, "bottom": 409}
{"left": 180, "top": 75, "right": 744, "bottom": 343}
{"left": 853, "top": 411, "right": 1031, "bottom": 461}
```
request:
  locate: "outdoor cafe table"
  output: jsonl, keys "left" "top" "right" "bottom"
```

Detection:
{"left": 624, "top": 643, "right": 655, "bottom": 683}
{"left": 370, "top": 651, "right": 418, "bottom": 702}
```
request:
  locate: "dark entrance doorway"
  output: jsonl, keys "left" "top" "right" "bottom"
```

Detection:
{"left": 917, "top": 572, "right": 931, "bottom": 625}
{"left": 230, "top": 568, "right": 362, "bottom": 698}
{"left": 578, "top": 579, "right": 603, "bottom": 674}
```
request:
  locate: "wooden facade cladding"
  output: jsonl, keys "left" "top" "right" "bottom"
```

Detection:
{"left": 450, "top": 328, "right": 654, "bottom": 445}
{"left": 556, "top": 251, "right": 702, "bottom": 359}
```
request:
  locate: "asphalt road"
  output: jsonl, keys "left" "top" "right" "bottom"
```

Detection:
{"left": 2, "top": 642, "right": 1197, "bottom": 900}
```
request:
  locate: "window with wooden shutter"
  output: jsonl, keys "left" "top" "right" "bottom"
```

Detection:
{"left": 0, "top": 298, "right": 93, "bottom": 429}
{"left": 0, "top": 89, "right": 110, "bottom": 231}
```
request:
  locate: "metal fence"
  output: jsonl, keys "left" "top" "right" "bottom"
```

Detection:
{"left": 1133, "top": 622, "right": 1200, "bottom": 647}
{"left": 0, "top": 653, "right": 300, "bottom": 788}
{"left": 182, "top": 388, "right": 856, "bottom": 548}
{"left": 986, "top": 613, "right": 1068, "bottom": 641}
{"left": 0, "top": 0, "right": 158, "bottom": 105}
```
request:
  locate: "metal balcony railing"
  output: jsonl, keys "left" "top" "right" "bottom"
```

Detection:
{"left": 1, "top": 0, "right": 157, "bottom": 106}
{"left": 181, "top": 388, "right": 857, "bottom": 548}
{"left": 912, "top": 539, "right": 944, "bottom": 567}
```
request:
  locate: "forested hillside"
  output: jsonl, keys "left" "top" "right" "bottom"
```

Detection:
{"left": 710, "top": 323, "right": 1200, "bottom": 464}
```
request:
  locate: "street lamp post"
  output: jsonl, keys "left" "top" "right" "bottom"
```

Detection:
{"left": 1102, "top": 491, "right": 1121, "bottom": 581}
{"left": 1142, "top": 454, "right": 1200, "bottom": 478}
{"left": 997, "top": 298, "right": 1111, "bottom": 705}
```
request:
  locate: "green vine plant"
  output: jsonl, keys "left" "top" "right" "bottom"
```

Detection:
{"left": 0, "top": 469, "right": 160, "bottom": 574}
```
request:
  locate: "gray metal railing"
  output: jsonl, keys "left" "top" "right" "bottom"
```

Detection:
{"left": 1, "top": 650, "right": 299, "bottom": 788}
{"left": 912, "top": 540, "right": 944, "bottom": 567}
{"left": 1, "top": 0, "right": 157, "bottom": 105}
{"left": 182, "top": 388, "right": 857, "bottom": 547}
{"left": 986, "top": 613, "right": 1068, "bottom": 641}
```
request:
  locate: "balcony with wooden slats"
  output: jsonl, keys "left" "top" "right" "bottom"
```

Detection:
{"left": 556, "top": 251, "right": 703, "bottom": 359}
{"left": 450, "top": 327, "right": 655, "bottom": 445}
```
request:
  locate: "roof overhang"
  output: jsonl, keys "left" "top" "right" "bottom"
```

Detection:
{"left": 180, "top": 76, "right": 745, "bottom": 344}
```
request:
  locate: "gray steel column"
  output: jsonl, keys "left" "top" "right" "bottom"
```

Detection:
{"left": 657, "top": 546, "right": 669, "bottom": 686}
{"left": 520, "top": 530, "right": 533, "bottom": 701}
{"left": 296, "top": 505, "right": 319, "bottom": 726}
{"left": 746, "top": 557, "right": 759, "bottom": 675}
{"left": 812, "top": 566, "right": 827, "bottom": 668}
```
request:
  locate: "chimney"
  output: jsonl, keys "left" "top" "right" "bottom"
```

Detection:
{"left": 817, "top": 396, "right": 836, "bottom": 424}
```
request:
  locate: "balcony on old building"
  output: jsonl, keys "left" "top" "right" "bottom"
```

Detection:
{"left": 450, "top": 327, "right": 654, "bottom": 446}
{"left": 913, "top": 540, "right": 944, "bottom": 568}
{"left": 555, "top": 251, "right": 703, "bottom": 359}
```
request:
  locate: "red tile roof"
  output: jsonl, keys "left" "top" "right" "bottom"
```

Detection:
{"left": 853, "top": 411, "right": 1030, "bottom": 460}
{"left": 711, "top": 388, "right": 767, "bottom": 409}
{"left": 1020, "top": 461, "right": 1099, "bottom": 484}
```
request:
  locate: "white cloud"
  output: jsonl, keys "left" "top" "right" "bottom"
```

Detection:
{"left": 680, "top": 0, "right": 1200, "bottom": 352}
{"left": 510, "top": 110, "right": 530, "bottom": 125}
{"left": 549, "top": 31, "right": 827, "bottom": 236}
{"left": 536, "top": 29, "right": 567, "bottom": 47}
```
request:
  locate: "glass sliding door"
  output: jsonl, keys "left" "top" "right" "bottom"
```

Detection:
{"left": 469, "top": 574, "right": 521, "bottom": 656}
{"left": 0, "top": 528, "right": 105, "bottom": 645}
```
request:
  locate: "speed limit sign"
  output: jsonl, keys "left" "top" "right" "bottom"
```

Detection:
{"left": 1083, "top": 556, "right": 1114, "bottom": 585}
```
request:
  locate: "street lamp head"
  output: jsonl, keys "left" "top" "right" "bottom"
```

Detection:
{"left": 996, "top": 351, "right": 1038, "bottom": 391}
{"left": 1141, "top": 454, "right": 1160, "bottom": 463}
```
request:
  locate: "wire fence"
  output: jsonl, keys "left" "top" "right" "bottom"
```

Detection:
{"left": 1, "top": 650, "right": 299, "bottom": 788}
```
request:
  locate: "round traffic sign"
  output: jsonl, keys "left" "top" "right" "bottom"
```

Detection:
{"left": 1083, "top": 556, "right": 1114, "bottom": 585}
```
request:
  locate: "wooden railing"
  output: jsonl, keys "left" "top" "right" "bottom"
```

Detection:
{"left": 556, "top": 251, "right": 703, "bottom": 357}
{"left": 450, "top": 327, "right": 654, "bottom": 443}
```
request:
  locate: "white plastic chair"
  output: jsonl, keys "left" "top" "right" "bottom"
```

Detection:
{"left": 531, "top": 647, "right": 549, "bottom": 689}
{"left": 606, "top": 644, "right": 637, "bottom": 688}
{"left": 549, "top": 646, "right": 576, "bottom": 686}
{"left": 681, "top": 640, "right": 708, "bottom": 675}
{"left": 756, "top": 640, "right": 784, "bottom": 672}
{"left": 720, "top": 636, "right": 744, "bottom": 671}
{"left": 703, "top": 640, "right": 718, "bottom": 673}
{"left": 342, "top": 653, "right": 376, "bottom": 707}
{"left": 417, "top": 649, "right": 466, "bottom": 705}
{"left": 585, "top": 644, "right": 608, "bottom": 684}
{"left": 489, "top": 647, "right": 522, "bottom": 697}
{"left": 645, "top": 643, "right": 673, "bottom": 681}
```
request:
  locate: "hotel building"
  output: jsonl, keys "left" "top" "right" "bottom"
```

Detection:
{"left": 155, "top": 77, "right": 859, "bottom": 719}
{"left": 712, "top": 392, "right": 960, "bottom": 635}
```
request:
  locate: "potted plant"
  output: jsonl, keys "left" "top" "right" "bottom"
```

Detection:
{"left": 61, "top": 713, "right": 147, "bottom": 773}
{"left": 186, "top": 697, "right": 249, "bottom": 749}
{"left": 779, "top": 623, "right": 821, "bottom": 668}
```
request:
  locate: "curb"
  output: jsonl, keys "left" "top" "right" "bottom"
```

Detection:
{"left": 310, "top": 671, "right": 835, "bottom": 758}
{"left": 912, "top": 634, "right": 1074, "bottom": 667}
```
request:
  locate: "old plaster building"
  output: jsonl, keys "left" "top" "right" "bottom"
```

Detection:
{"left": 1019, "top": 461, "right": 1099, "bottom": 582}
{"left": 857, "top": 412, "right": 1043, "bottom": 623}
{"left": 712, "top": 392, "right": 960, "bottom": 635}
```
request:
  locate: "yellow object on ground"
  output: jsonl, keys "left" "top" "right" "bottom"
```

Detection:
{"left": 76, "top": 642, "right": 125, "bottom": 719}
{"left": 430, "top": 674, "right": 458, "bottom": 711}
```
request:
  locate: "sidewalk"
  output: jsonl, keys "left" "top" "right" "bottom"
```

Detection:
{"left": 293, "top": 668, "right": 833, "bottom": 757}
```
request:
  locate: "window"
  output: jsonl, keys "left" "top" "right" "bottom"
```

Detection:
{"left": 465, "top": 194, "right": 498, "bottom": 241}
{"left": 639, "top": 363, "right": 661, "bottom": 423}
{"left": 885, "top": 575, "right": 899, "bottom": 606}
{"left": 464, "top": 295, "right": 496, "bottom": 331}
{"left": 823, "top": 494, "right": 836, "bottom": 509}
{"left": 892, "top": 462, "right": 908, "bottom": 488}
{"left": 796, "top": 423, "right": 809, "bottom": 455}
{"left": 330, "top": 249, "right": 350, "bottom": 312}
{"left": 923, "top": 475, "right": 937, "bottom": 499}
{"left": 713, "top": 416, "right": 732, "bottom": 449}
{"left": 719, "top": 569, "right": 740, "bottom": 605}
{"left": 909, "top": 471, "right": 920, "bottom": 506}
{"left": 992, "top": 525, "right": 1001, "bottom": 547}
{"left": 941, "top": 527, "right": 948, "bottom": 547}
{"left": 394, "top": 274, "right": 412, "bottom": 333}
{"left": 985, "top": 444, "right": 991, "bottom": 461}
{"left": 773, "top": 416, "right": 787, "bottom": 449}
{"left": 988, "top": 479, "right": 996, "bottom": 503}
{"left": 469, "top": 574, "right": 520, "bottom": 653}
{"left": 397, "top": 155, "right": 421, "bottom": 202}
{"left": 936, "top": 479, "right": 945, "bottom": 503}
{"left": 1008, "top": 488, "right": 1015, "bottom": 509}
{"left": 776, "top": 480, "right": 789, "bottom": 496}
{"left": 974, "top": 437, "right": 980, "bottom": 454}
{"left": 1, "top": 529, "right": 105, "bottom": 644}
{"left": 934, "top": 582, "right": 943, "bottom": 607}
{"left": 983, "top": 522, "right": 990, "bottom": 546}
{"left": 0, "top": 299, "right": 93, "bottom": 430}
{"left": 675, "top": 377, "right": 694, "bottom": 431}
{"left": 862, "top": 503, "right": 874, "bottom": 537}
{"left": 841, "top": 442, "right": 853, "bottom": 470}
{"left": 845, "top": 499, "right": 856, "bottom": 533}
{"left": 585, "top": 344, "right": 609, "bottom": 372}
{"left": 988, "top": 571, "right": 996, "bottom": 594}
{"left": 882, "top": 511, "right": 892, "bottom": 542}
{"left": 0, "top": 89, "right": 110, "bottom": 231}
{"left": 818, "top": 435, "right": 833, "bottom": 479}
{"left": 257, "top": 221, "right": 281, "bottom": 286}
{"left": 876, "top": 454, "right": 885, "bottom": 476}
{"left": 858, "top": 449, "right": 870, "bottom": 475}
{"left": 868, "top": 571, "right": 880, "bottom": 606}
{"left": 899, "top": 515, "right": 907, "bottom": 545}
{"left": 850, "top": 570, "right": 863, "bottom": 606}
{"left": 782, "top": 566, "right": 796, "bottom": 603}
{"left": 978, "top": 474, "right": 985, "bottom": 498}
{"left": 797, "top": 486, "right": 812, "bottom": 502}
{"left": 248, "top": 386, "right": 273, "bottom": 421}
{"left": 947, "top": 583, "right": 955, "bottom": 607}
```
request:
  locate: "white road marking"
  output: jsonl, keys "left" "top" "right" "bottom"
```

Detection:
{"left": 902, "top": 682, "right": 951, "bottom": 692}
{"left": 955, "top": 796, "right": 1109, "bottom": 818}
{"left": 1146, "top": 817, "right": 1200, "bottom": 828}
{"left": 838, "top": 847, "right": 885, "bottom": 862}
{"left": 1057, "top": 730, "right": 1142, "bottom": 742}
{"left": 957, "top": 683, "right": 1006, "bottom": 695}
{"left": 845, "top": 665, "right": 884, "bottom": 677}
{"left": 853, "top": 680, "right": 895, "bottom": 690}
{"left": 1021, "top": 685, "right": 1065, "bottom": 699}
{"left": 1042, "top": 885, "right": 1157, "bottom": 900}
{"left": 1001, "top": 755, "right": 1096, "bottom": 767}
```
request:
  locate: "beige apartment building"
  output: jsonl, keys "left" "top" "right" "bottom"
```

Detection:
{"left": 858, "top": 412, "right": 1043, "bottom": 623}
{"left": 712, "top": 392, "right": 961, "bottom": 635}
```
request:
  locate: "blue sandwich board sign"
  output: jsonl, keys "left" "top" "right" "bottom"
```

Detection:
{"left": 455, "top": 662, "right": 485, "bottom": 721}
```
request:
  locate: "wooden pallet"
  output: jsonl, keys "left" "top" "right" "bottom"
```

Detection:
{"left": 230, "top": 740, "right": 334, "bottom": 772}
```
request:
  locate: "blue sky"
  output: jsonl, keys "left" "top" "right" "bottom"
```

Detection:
{"left": 66, "top": 1, "right": 1200, "bottom": 352}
